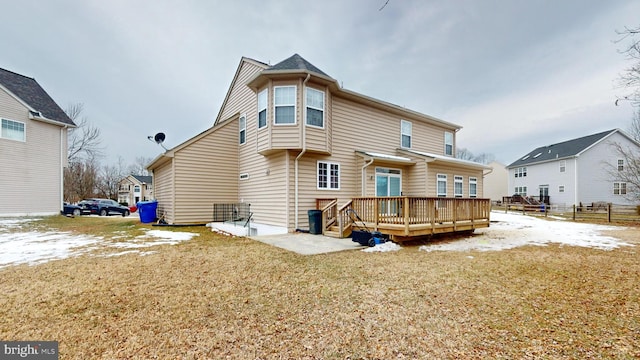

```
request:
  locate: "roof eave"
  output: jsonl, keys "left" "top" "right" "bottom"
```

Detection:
{"left": 29, "top": 113, "right": 77, "bottom": 128}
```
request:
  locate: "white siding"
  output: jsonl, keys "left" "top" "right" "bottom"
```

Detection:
{"left": 0, "top": 89, "right": 64, "bottom": 215}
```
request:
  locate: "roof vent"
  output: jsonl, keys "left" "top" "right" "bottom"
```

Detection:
{"left": 533, "top": 152, "right": 542, "bottom": 158}
{"left": 521, "top": 155, "right": 530, "bottom": 160}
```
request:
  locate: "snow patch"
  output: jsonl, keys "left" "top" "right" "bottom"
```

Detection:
{"left": 0, "top": 224, "right": 199, "bottom": 269}
{"left": 362, "top": 241, "right": 402, "bottom": 252}
{"left": 419, "top": 211, "right": 633, "bottom": 253}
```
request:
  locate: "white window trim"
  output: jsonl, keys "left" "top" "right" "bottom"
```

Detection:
{"left": 559, "top": 185, "right": 565, "bottom": 193}
{"left": 1, "top": 118, "right": 26, "bottom": 142}
{"left": 239, "top": 114, "right": 246, "bottom": 145}
{"left": 400, "top": 120, "right": 412, "bottom": 149}
{"left": 618, "top": 159, "right": 624, "bottom": 172}
{"left": 437, "top": 174, "right": 447, "bottom": 197}
{"left": 317, "top": 161, "right": 340, "bottom": 190}
{"left": 257, "top": 88, "right": 268, "bottom": 129}
{"left": 469, "top": 177, "right": 478, "bottom": 198}
{"left": 444, "top": 131, "right": 454, "bottom": 156}
{"left": 559, "top": 160, "right": 566, "bottom": 173}
{"left": 305, "top": 87, "right": 325, "bottom": 129}
{"left": 454, "top": 175, "right": 463, "bottom": 198}
{"left": 274, "top": 85, "right": 297, "bottom": 125}
{"left": 613, "top": 182, "right": 627, "bottom": 195}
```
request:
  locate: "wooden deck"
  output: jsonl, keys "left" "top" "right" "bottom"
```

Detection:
{"left": 317, "top": 197, "right": 491, "bottom": 241}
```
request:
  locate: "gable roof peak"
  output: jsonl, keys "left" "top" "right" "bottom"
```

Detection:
{"left": 268, "top": 54, "right": 330, "bottom": 77}
{"left": 0, "top": 67, "right": 75, "bottom": 126}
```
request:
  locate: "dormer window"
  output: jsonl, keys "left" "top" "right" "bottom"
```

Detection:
{"left": 306, "top": 87, "right": 324, "bottom": 128}
{"left": 257, "top": 89, "right": 268, "bottom": 129}
{"left": 274, "top": 86, "right": 296, "bottom": 125}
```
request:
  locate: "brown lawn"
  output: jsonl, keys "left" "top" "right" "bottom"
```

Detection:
{"left": 1, "top": 216, "right": 639, "bottom": 359}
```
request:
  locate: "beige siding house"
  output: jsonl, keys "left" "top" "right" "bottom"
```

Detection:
{"left": 147, "top": 54, "right": 490, "bottom": 237}
{"left": 483, "top": 161, "right": 509, "bottom": 203}
{"left": 117, "top": 175, "right": 154, "bottom": 206}
{"left": 0, "top": 68, "right": 76, "bottom": 216}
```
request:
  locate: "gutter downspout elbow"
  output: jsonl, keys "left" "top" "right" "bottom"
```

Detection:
{"left": 295, "top": 73, "right": 312, "bottom": 229}
{"left": 361, "top": 158, "right": 374, "bottom": 195}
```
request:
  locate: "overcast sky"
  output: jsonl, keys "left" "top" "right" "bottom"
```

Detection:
{"left": 1, "top": 0, "right": 638, "bottom": 167}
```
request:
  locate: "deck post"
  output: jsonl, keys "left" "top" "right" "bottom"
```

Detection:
{"left": 471, "top": 199, "right": 475, "bottom": 229}
{"left": 404, "top": 197, "right": 410, "bottom": 236}
{"left": 374, "top": 198, "right": 379, "bottom": 231}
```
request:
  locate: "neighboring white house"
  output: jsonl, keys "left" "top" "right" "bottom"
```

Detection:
{"left": 507, "top": 129, "right": 640, "bottom": 207}
{"left": 0, "top": 67, "right": 76, "bottom": 216}
{"left": 483, "top": 161, "right": 508, "bottom": 203}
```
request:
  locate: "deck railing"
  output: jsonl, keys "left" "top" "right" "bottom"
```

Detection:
{"left": 341, "top": 197, "right": 491, "bottom": 238}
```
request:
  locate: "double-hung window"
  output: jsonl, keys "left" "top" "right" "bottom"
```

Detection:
{"left": 401, "top": 120, "right": 412, "bottom": 148}
{"left": 618, "top": 159, "right": 624, "bottom": 171}
{"left": 559, "top": 160, "right": 566, "bottom": 173}
{"left": 274, "top": 86, "right": 296, "bottom": 124}
{"left": 469, "top": 177, "right": 477, "bottom": 198}
{"left": 306, "top": 87, "right": 324, "bottom": 127}
{"left": 1, "top": 119, "right": 25, "bottom": 141}
{"left": 318, "top": 161, "right": 340, "bottom": 190}
{"left": 444, "top": 131, "right": 453, "bottom": 156}
{"left": 614, "top": 182, "right": 627, "bottom": 195}
{"left": 437, "top": 174, "right": 447, "bottom": 197}
{"left": 239, "top": 115, "right": 246, "bottom": 145}
{"left": 515, "top": 167, "right": 527, "bottom": 178}
{"left": 454, "top": 175, "right": 463, "bottom": 197}
{"left": 257, "top": 89, "right": 268, "bottom": 129}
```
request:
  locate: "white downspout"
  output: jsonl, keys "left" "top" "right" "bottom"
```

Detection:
{"left": 294, "top": 73, "right": 311, "bottom": 229}
{"left": 574, "top": 156, "right": 579, "bottom": 206}
{"left": 60, "top": 125, "right": 68, "bottom": 211}
{"left": 361, "top": 158, "right": 374, "bottom": 196}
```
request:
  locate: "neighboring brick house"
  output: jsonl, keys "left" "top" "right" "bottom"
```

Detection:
{"left": 0, "top": 67, "right": 76, "bottom": 216}
{"left": 147, "top": 54, "right": 490, "bottom": 237}
{"left": 118, "top": 175, "right": 153, "bottom": 206}
{"left": 507, "top": 129, "right": 640, "bottom": 207}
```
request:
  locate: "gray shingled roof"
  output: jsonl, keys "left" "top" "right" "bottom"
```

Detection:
{"left": 507, "top": 129, "right": 617, "bottom": 168}
{"left": 0, "top": 67, "right": 75, "bottom": 126}
{"left": 268, "top": 54, "right": 330, "bottom": 77}
{"left": 132, "top": 175, "right": 153, "bottom": 184}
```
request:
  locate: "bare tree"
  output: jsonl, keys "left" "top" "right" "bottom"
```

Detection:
{"left": 628, "top": 108, "right": 640, "bottom": 142}
{"left": 64, "top": 158, "right": 99, "bottom": 203}
{"left": 95, "top": 157, "right": 128, "bottom": 200}
{"left": 615, "top": 26, "right": 640, "bottom": 107}
{"left": 127, "top": 156, "right": 153, "bottom": 176}
{"left": 66, "top": 103, "right": 103, "bottom": 162}
{"left": 605, "top": 142, "right": 640, "bottom": 202}
{"left": 456, "top": 147, "right": 495, "bottom": 164}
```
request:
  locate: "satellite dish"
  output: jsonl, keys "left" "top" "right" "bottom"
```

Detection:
{"left": 154, "top": 132, "right": 166, "bottom": 144}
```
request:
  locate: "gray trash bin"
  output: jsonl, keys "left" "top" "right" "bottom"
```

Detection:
{"left": 308, "top": 210, "right": 322, "bottom": 235}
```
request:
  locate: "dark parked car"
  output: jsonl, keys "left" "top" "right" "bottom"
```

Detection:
{"left": 80, "top": 198, "right": 130, "bottom": 217}
{"left": 95, "top": 199, "right": 131, "bottom": 217}
{"left": 62, "top": 203, "right": 82, "bottom": 216}
{"left": 78, "top": 199, "right": 98, "bottom": 215}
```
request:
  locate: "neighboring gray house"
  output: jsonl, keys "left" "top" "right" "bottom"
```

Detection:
{"left": 507, "top": 129, "right": 640, "bottom": 207}
{"left": 0, "top": 67, "right": 76, "bottom": 216}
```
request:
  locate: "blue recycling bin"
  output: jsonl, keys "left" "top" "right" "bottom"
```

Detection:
{"left": 137, "top": 200, "right": 158, "bottom": 223}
